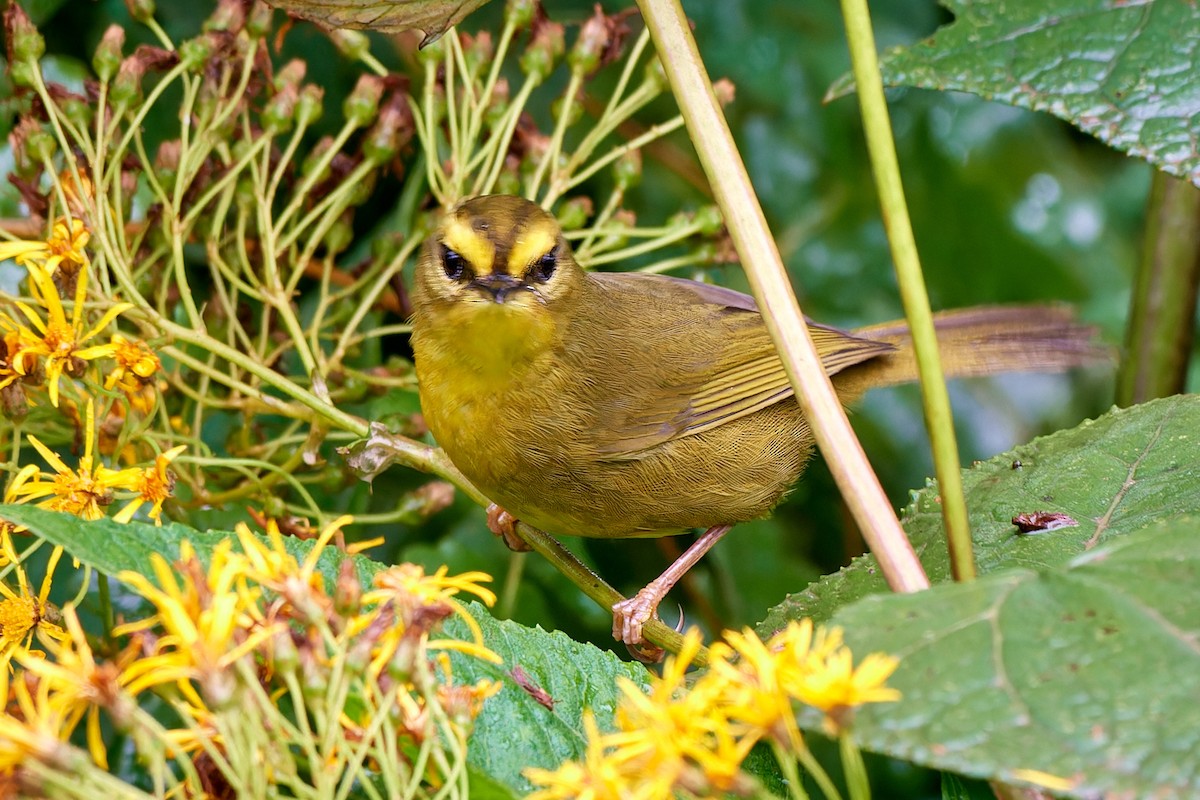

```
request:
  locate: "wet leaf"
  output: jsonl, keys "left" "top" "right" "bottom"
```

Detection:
{"left": 265, "top": 0, "right": 491, "bottom": 43}
{"left": 829, "top": 0, "right": 1200, "bottom": 186}
{"left": 829, "top": 517, "right": 1200, "bottom": 799}
{"left": 1, "top": 504, "right": 654, "bottom": 798}
{"left": 760, "top": 395, "right": 1200, "bottom": 629}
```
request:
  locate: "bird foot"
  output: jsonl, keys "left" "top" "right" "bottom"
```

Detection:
{"left": 486, "top": 503, "right": 532, "bottom": 552}
{"left": 612, "top": 583, "right": 666, "bottom": 663}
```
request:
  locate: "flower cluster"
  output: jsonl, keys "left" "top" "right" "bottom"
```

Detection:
{"left": 0, "top": 217, "right": 155, "bottom": 413}
{"left": 0, "top": 516, "right": 503, "bottom": 799}
{"left": 0, "top": 213, "right": 179, "bottom": 530}
{"left": 526, "top": 621, "right": 901, "bottom": 799}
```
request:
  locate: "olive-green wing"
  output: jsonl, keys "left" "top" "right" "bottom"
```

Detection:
{"left": 587, "top": 273, "right": 894, "bottom": 457}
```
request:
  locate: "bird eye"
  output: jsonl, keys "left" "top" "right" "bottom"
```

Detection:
{"left": 441, "top": 245, "right": 468, "bottom": 281}
{"left": 529, "top": 247, "right": 558, "bottom": 283}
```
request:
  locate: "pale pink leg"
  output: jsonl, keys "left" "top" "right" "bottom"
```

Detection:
{"left": 611, "top": 524, "right": 734, "bottom": 657}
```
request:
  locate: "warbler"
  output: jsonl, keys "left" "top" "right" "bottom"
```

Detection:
{"left": 409, "top": 195, "right": 1103, "bottom": 653}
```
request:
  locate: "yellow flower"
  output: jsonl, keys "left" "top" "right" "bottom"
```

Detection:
{"left": 526, "top": 622, "right": 903, "bottom": 799}
{"left": 0, "top": 543, "right": 65, "bottom": 663}
{"left": 789, "top": 647, "right": 900, "bottom": 735}
{"left": 231, "top": 515, "right": 357, "bottom": 635}
{"left": 363, "top": 563, "right": 500, "bottom": 669}
{"left": 0, "top": 217, "right": 89, "bottom": 275}
{"left": 524, "top": 712, "right": 638, "bottom": 800}
{"left": 720, "top": 620, "right": 900, "bottom": 737}
{"left": 6, "top": 258, "right": 130, "bottom": 407}
{"left": 0, "top": 327, "right": 36, "bottom": 396}
{"left": 7, "top": 401, "right": 142, "bottom": 520}
{"left": 15, "top": 606, "right": 144, "bottom": 769}
{"left": 104, "top": 334, "right": 160, "bottom": 414}
{"left": 708, "top": 626, "right": 805, "bottom": 752}
{"left": 0, "top": 669, "right": 74, "bottom": 774}
{"left": 115, "top": 540, "right": 276, "bottom": 708}
{"left": 111, "top": 444, "right": 186, "bottom": 525}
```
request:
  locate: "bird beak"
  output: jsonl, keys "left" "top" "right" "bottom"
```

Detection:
{"left": 469, "top": 273, "right": 525, "bottom": 303}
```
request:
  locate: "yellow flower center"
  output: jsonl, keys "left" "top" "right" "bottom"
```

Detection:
{"left": 0, "top": 594, "right": 39, "bottom": 644}
{"left": 43, "top": 319, "right": 78, "bottom": 357}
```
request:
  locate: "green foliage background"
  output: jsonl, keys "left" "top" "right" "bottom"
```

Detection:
{"left": 3, "top": 0, "right": 1170, "bottom": 794}
{"left": 1, "top": 0, "right": 1140, "bottom": 651}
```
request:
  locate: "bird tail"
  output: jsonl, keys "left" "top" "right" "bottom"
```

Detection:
{"left": 831, "top": 305, "right": 1111, "bottom": 399}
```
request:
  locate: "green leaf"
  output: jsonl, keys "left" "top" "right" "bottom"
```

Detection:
{"left": 833, "top": 517, "right": 1200, "bottom": 799}
{"left": 829, "top": 0, "right": 1200, "bottom": 186}
{"left": 760, "top": 394, "right": 1200, "bottom": 630}
{"left": 0, "top": 504, "right": 383, "bottom": 587}
{"left": 4, "top": 504, "right": 656, "bottom": 797}
{"left": 444, "top": 613, "right": 650, "bottom": 797}
{"left": 941, "top": 772, "right": 996, "bottom": 800}
{"left": 261, "top": 0, "right": 492, "bottom": 43}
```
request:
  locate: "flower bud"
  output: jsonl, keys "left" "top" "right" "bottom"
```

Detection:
{"left": 484, "top": 77, "right": 510, "bottom": 130}
{"left": 343, "top": 75, "right": 384, "bottom": 128}
{"left": 612, "top": 148, "right": 642, "bottom": 190}
{"left": 9, "top": 60, "right": 37, "bottom": 88}
{"left": 178, "top": 34, "right": 214, "bottom": 69}
{"left": 330, "top": 29, "right": 370, "bottom": 60}
{"left": 301, "top": 136, "right": 334, "bottom": 181}
{"left": 519, "top": 21, "right": 564, "bottom": 84}
{"left": 323, "top": 218, "right": 353, "bottom": 256}
{"left": 25, "top": 128, "right": 56, "bottom": 163}
{"left": 505, "top": 0, "right": 538, "bottom": 30}
{"left": 263, "top": 84, "right": 297, "bottom": 131}
{"left": 62, "top": 97, "right": 93, "bottom": 130}
{"left": 568, "top": 7, "right": 609, "bottom": 75}
{"left": 695, "top": 204, "right": 723, "bottom": 236}
{"left": 124, "top": 0, "right": 156, "bottom": 23}
{"left": 363, "top": 96, "right": 413, "bottom": 162}
{"left": 549, "top": 94, "right": 582, "bottom": 127}
{"left": 246, "top": 2, "right": 274, "bottom": 38}
{"left": 463, "top": 31, "right": 494, "bottom": 72}
{"left": 555, "top": 196, "right": 593, "bottom": 231}
{"left": 295, "top": 85, "right": 324, "bottom": 127}
{"left": 204, "top": 0, "right": 245, "bottom": 33}
{"left": 7, "top": 3, "right": 45, "bottom": 63}
{"left": 274, "top": 59, "right": 306, "bottom": 92}
{"left": 92, "top": 25, "right": 125, "bottom": 81}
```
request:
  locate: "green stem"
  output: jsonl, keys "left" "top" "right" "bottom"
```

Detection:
{"left": 1116, "top": 171, "right": 1200, "bottom": 405}
{"left": 97, "top": 573, "right": 114, "bottom": 638}
{"left": 159, "top": 320, "right": 368, "bottom": 436}
{"left": 794, "top": 741, "right": 842, "bottom": 800}
{"left": 839, "top": 0, "right": 974, "bottom": 582}
{"left": 771, "top": 740, "right": 811, "bottom": 800}
{"left": 839, "top": 733, "right": 871, "bottom": 800}
{"left": 497, "top": 551, "right": 526, "bottom": 619}
{"left": 528, "top": 68, "right": 585, "bottom": 199}
{"left": 635, "top": 0, "right": 928, "bottom": 593}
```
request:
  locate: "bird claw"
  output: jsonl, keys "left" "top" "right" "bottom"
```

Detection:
{"left": 486, "top": 503, "right": 532, "bottom": 552}
{"left": 612, "top": 586, "right": 665, "bottom": 663}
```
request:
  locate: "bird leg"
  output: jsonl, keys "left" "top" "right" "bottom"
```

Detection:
{"left": 486, "top": 503, "right": 532, "bottom": 552}
{"left": 611, "top": 523, "right": 734, "bottom": 653}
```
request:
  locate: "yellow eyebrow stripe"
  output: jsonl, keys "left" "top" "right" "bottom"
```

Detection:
{"left": 506, "top": 225, "right": 557, "bottom": 276}
{"left": 442, "top": 218, "right": 494, "bottom": 273}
